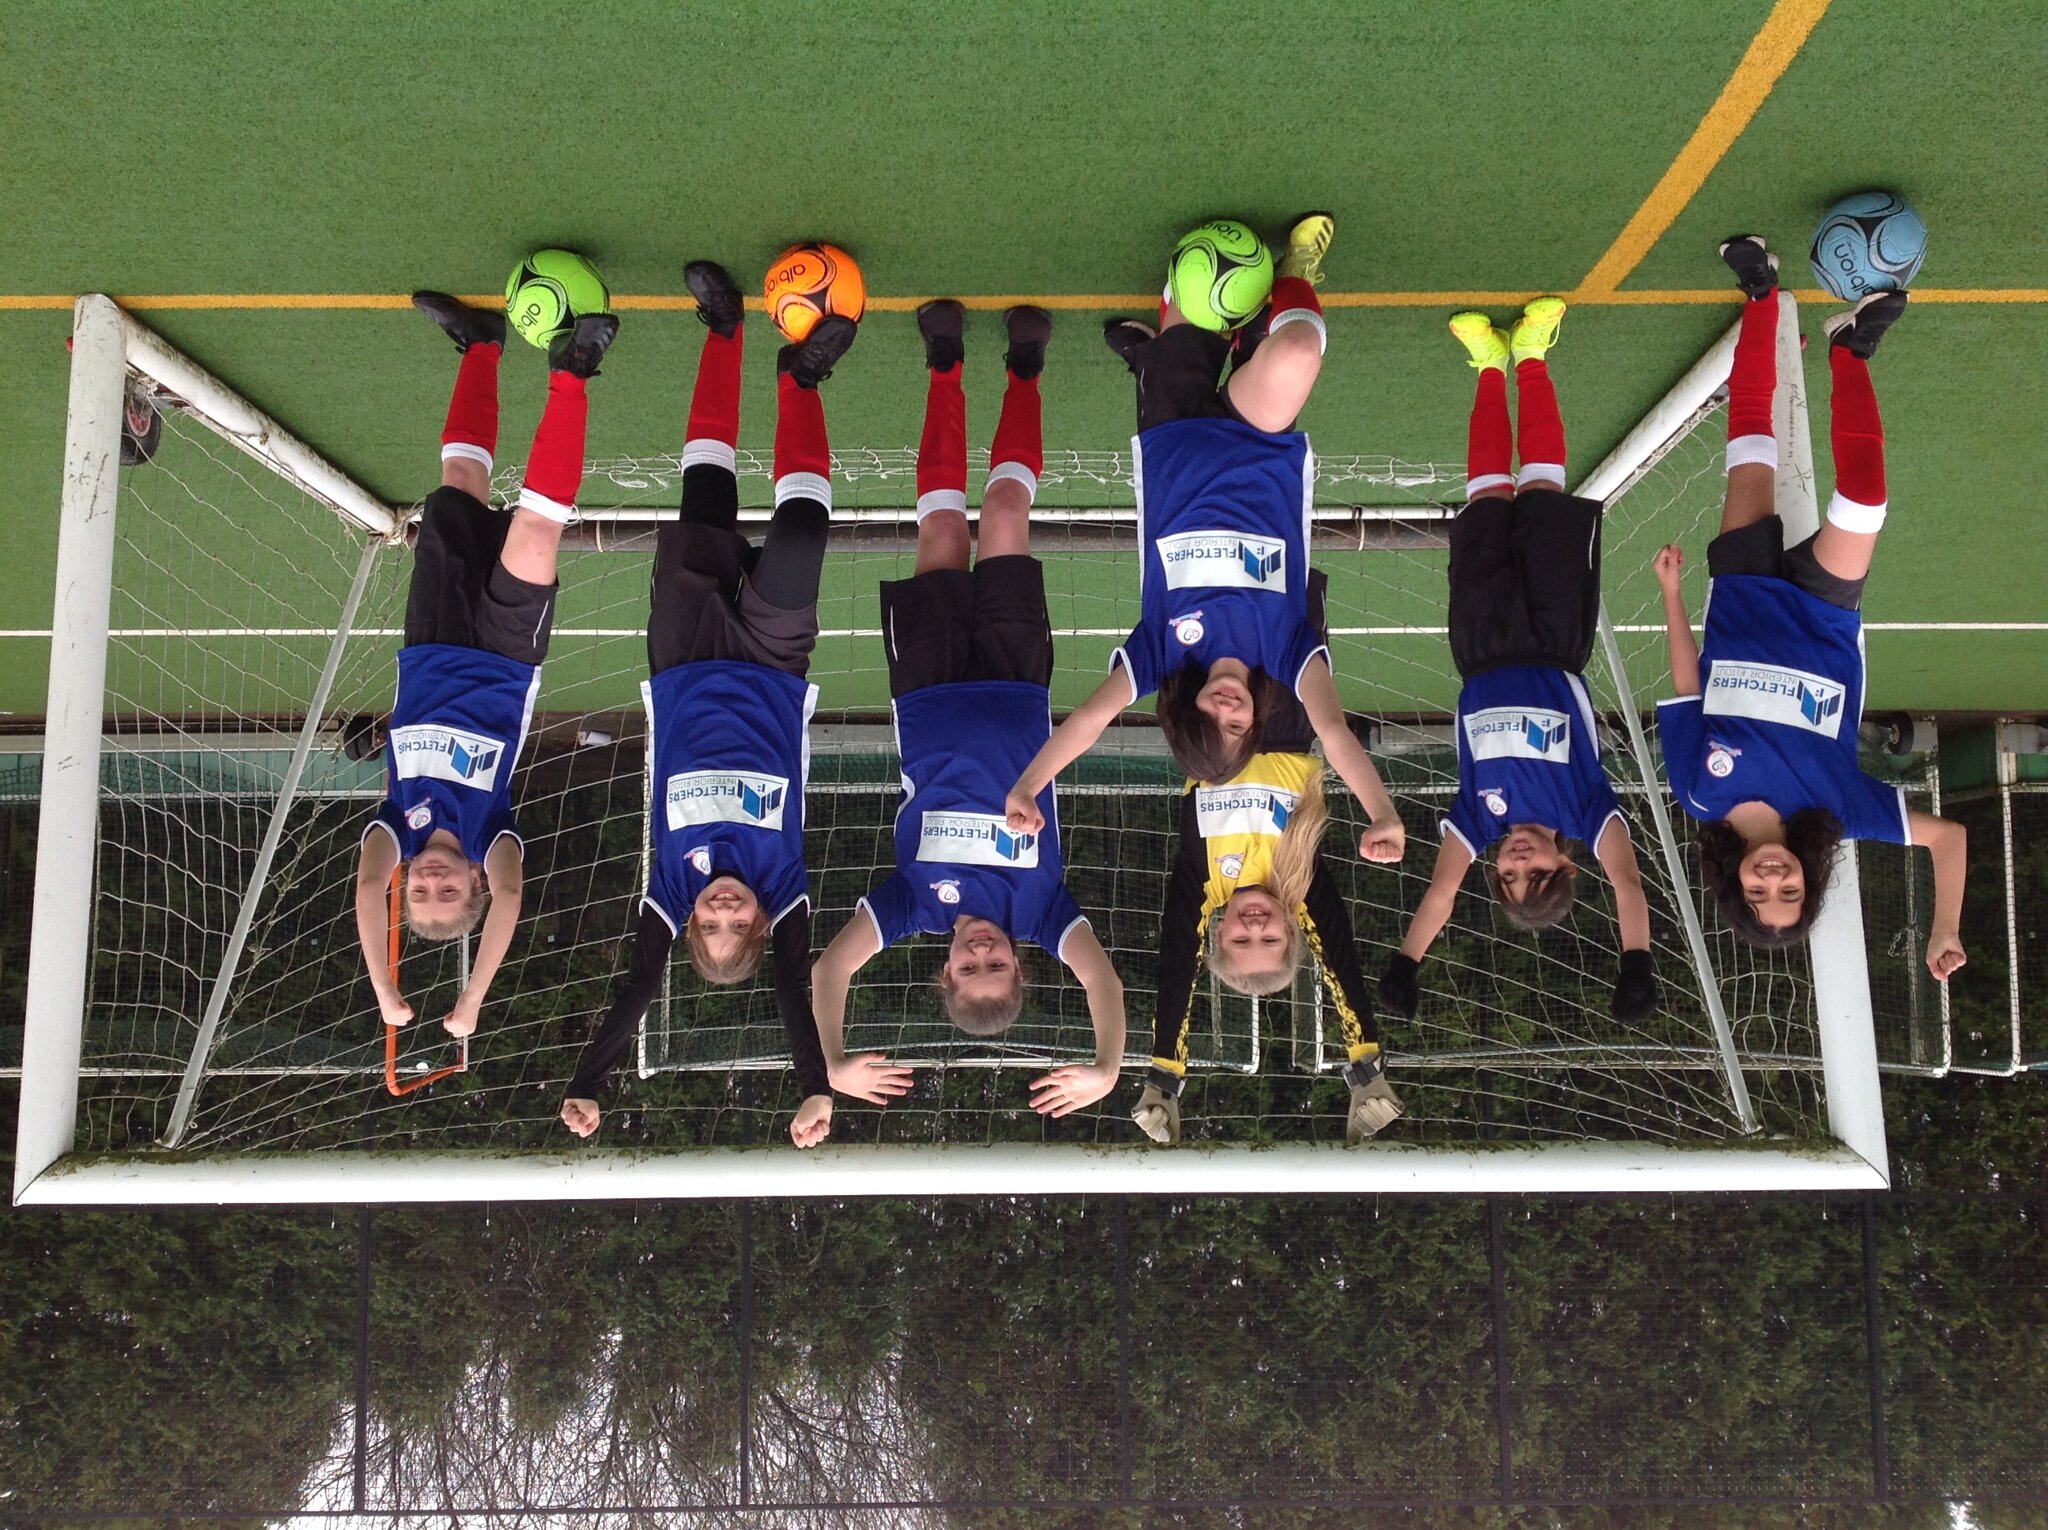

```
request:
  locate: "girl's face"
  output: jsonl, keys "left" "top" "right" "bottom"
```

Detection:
{"left": 1738, "top": 842, "right": 1806, "bottom": 928}
{"left": 1195, "top": 671, "right": 1255, "bottom": 739}
{"left": 692, "top": 875, "right": 762, "bottom": 965}
{"left": 945, "top": 917, "right": 1019, "bottom": 1006}
{"left": 1215, "top": 887, "right": 1289, "bottom": 979}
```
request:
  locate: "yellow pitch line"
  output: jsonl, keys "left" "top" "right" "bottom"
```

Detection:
{"left": 1, "top": 286, "right": 2044, "bottom": 315}
{"left": 1575, "top": 0, "right": 1833, "bottom": 297}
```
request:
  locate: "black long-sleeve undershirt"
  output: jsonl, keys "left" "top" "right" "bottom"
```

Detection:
{"left": 1150, "top": 791, "right": 1378, "bottom": 1067}
{"left": 565, "top": 901, "right": 829, "bottom": 1102}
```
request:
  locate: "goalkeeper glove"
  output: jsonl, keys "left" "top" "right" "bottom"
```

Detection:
{"left": 1611, "top": 949, "right": 1659, "bottom": 1022}
{"left": 1342, "top": 1052, "right": 1404, "bottom": 1142}
{"left": 1132, "top": 1066, "right": 1183, "bottom": 1145}
{"left": 1379, "top": 954, "right": 1421, "bottom": 1019}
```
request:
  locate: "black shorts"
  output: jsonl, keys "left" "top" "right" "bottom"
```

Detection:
{"left": 1707, "top": 518, "right": 1866, "bottom": 610}
{"left": 1447, "top": 489, "right": 1604, "bottom": 679}
{"left": 879, "top": 555, "right": 1053, "bottom": 697}
{"left": 1134, "top": 324, "right": 1257, "bottom": 433}
{"left": 403, "top": 486, "right": 556, "bottom": 665}
{"left": 647, "top": 520, "right": 819, "bottom": 678}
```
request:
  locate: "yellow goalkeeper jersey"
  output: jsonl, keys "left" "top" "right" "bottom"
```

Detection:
{"left": 1190, "top": 751, "right": 1323, "bottom": 920}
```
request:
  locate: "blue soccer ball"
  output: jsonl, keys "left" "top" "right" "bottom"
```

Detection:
{"left": 1809, "top": 191, "right": 1927, "bottom": 300}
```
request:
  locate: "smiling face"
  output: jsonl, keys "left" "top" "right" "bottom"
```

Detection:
{"left": 1493, "top": 825, "right": 1576, "bottom": 907}
{"left": 405, "top": 843, "right": 482, "bottom": 939}
{"left": 1738, "top": 841, "right": 1807, "bottom": 929}
{"left": 1194, "top": 670, "right": 1256, "bottom": 741}
{"left": 691, "top": 875, "right": 763, "bottom": 969}
{"left": 1211, "top": 886, "right": 1294, "bottom": 987}
{"left": 944, "top": 917, "right": 1019, "bottom": 1006}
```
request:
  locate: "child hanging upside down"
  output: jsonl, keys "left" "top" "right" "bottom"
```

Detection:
{"left": 1380, "top": 297, "right": 1658, "bottom": 1025}
{"left": 811, "top": 301, "right": 1128, "bottom": 1122}
{"left": 560, "top": 261, "right": 853, "bottom": 1147}
{"left": 353, "top": 287, "right": 616, "bottom": 1039}
{"left": 1132, "top": 576, "right": 1406, "bottom": 1146}
{"left": 1010, "top": 213, "right": 1405, "bottom": 854}
{"left": 1653, "top": 237, "right": 1965, "bottom": 979}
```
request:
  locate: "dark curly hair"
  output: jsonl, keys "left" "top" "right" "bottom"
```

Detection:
{"left": 1154, "top": 660, "right": 1283, "bottom": 782}
{"left": 1695, "top": 810, "right": 1846, "bottom": 948}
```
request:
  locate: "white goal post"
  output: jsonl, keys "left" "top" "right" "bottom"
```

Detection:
{"left": 13, "top": 294, "right": 1889, "bottom": 1205}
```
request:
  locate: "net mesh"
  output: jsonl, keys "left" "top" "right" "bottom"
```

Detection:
{"left": 64, "top": 356, "right": 1940, "bottom": 1165}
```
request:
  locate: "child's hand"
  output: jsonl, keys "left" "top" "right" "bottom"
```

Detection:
{"left": 1030, "top": 1062, "right": 1119, "bottom": 1118}
{"left": 377, "top": 991, "right": 414, "bottom": 1029}
{"left": 829, "top": 1052, "right": 916, "bottom": 1105}
{"left": 1926, "top": 930, "right": 1967, "bottom": 983}
{"left": 1132, "top": 1081, "right": 1181, "bottom": 1144}
{"left": 1360, "top": 816, "right": 1406, "bottom": 863}
{"left": 789, "top": 1095, "right": 833, "bottom": 1149}
{"left": 1005, "top": 786, "right": 1045, "bottom": 836}
{"left": 1654, "top": 544, "right": 1685, "bottom": 594}
{"left": 443, "top": 991, "right": 482, "bottom": 1038}
{"left": 560, "top": 1098, "right": 600, "bottom": 1138}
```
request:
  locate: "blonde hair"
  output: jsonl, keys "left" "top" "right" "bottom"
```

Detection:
{"left": 403, "top": 864, "right": 486, "bottom": 942}
{"left": 686, "top": 913, "right": 771, "bottom": 985}
{"left": 936, "top": 939, "right": 1026, "bottom": 1037}
{"left": 1208, "top": 770, "right": 1328, "bottom": 997}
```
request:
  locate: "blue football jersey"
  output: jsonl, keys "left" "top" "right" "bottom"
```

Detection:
{"left": 1657, "top": 575, "right": 1908, "bottom": 843}
{"left": 642, "top": 660, "right": 818, "bottom": 933}
{"left": 1112, "top": 418, "right": 1329, "bottom": 702}
{"left": 1444, "top": 666, "right": 1625, "bottom": 857}
{"left": 368, "top": 643, "right": 538, "bottom": 863}
{"left": 860, "top": 679, "right": 1088, "bottom": 960}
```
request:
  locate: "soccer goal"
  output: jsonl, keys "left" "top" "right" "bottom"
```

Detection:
{"left": 15, "top": 292, "right": 1893, "bottom": 1205}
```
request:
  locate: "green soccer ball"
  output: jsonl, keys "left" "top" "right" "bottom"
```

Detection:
{"left": 504, "top": 248, "right": 611, "bottom": 349}
{"left": 1167, "top": 219, "right": 1274, "bottom": 332}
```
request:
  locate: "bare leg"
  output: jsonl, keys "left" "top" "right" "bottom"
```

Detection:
{"left": 441, "top": 455, "right": 490, "bottom": 503}
{"left": 1720, "top": 462, "right": 1777, "bottom": 535}
{"left": 1224, "top": 320, "right": 1322, "bottom": 433}
{"left": 915, "top": 510, "right": 971, "bottom": 574}
{"left": 977, "top": 477, "right": 1032, "bottom": 560}
{"left": 498, "top": 507, "right": 566, "bottom": 588}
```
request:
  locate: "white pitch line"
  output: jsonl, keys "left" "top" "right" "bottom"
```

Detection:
{"left": 0, "top": 621, "right": 2043, "bottom": 640}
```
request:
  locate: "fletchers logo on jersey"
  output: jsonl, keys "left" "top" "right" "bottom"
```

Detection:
{"left": 1172, "top": 610, "right": 1206, "bottom": 646}
{"left": 916, "top": 811, "right": 1040, "bottom": 868}
{"left": 1157, "top": 531, "right": 1289, "bottom": 592}
{"left": 404, "top": 802, "right": 433, "bottom": 831}
{"left": 1194, "top": 782, "right": 1298, "bottom": 838}
{"left": 663, "top": 770, "right": 791, "bottom": 833}
{"left": 1464, "top": 707, "right": 1571, "bottom": 763}
{"left": 390, "top": 725, "right": 508, "bottom": 791}
{"left": 1702, "top": 662, "right": 1848, "bottom": 739}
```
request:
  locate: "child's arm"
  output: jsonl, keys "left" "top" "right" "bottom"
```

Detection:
{"left": 354, "top": 829, "right": 412, "bottom": 1028}
{"left": 1380, "top": 834, "right": 1473, "bottom": 1018}
{"left": 561, "top": 903, "right": 674, "bottom": 1138}
{"left": 1297, "top": 656, "right": 1404, "bottom": 862}
{"left": 1005, "top": 671, "right": 1133, "bottom": 833}
{"left": 1031, "top": 922, "right": 1126, "bottom": 1117}
{"left": 1134, "top": 795, "right": 1204, "bottom": 1144}
{"left": 1909, "top": 809, "right": 1969, "bottom": 982}
{"left": 1597, "top": 820, "right": 1660, "bottom": 1022}
{"left": 1655, "top": 545, "right": 1702, "bottom": 697}
{"left": 810, "top": 907, "right": 917, "bottom": 1104}
{"left": 771, "top": 905, "right": 838, "bottom": 1149}
{"left": 444, "top": 835, "right": 523, "bottom": 1039}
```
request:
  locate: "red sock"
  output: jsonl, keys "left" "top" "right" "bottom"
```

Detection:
{"left": 684, "top": 327, "right": 742, "bottom": 455}
{"left": 1268, "top": 276, "right": 1327, "bottom": 352}
{"left": 916, "top": 364, "right": 968, "bottom": 519}
{"left": 1829, "top": 345, "right": 1886, "bottom": 507}
{"left": 440, "top": 342, "right": 501, "bottom": 468}
{"left": 1514, "top": 358, "right": 1566, "bottom": 481}
{"left": 1727, "top": 294, "right": 1778, "bottom": 444}
{"left": 774, "top": 372, "right": 832, "bottom": 505}
{"left": 1466, "top": 367, "right": 1511, "bottom": 494}
{"left": 988, "top": 370, "right": 1043, "bottom": 502}
{"left": 517, "top": 371, "right": 586, "bottom": 517}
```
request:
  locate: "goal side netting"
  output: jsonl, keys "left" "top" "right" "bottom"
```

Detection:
{"left": 14, "top": 295, "right": 1903, "bottom": 1204}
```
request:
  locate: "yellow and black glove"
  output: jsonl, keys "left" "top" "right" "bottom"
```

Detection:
{"left": 1132, "top": 1066, "right": 1184, "bottom": 1145}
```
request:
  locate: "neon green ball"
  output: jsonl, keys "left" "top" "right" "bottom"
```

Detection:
{"left": 504, "top": 248, "right": 611, "bottom": 349}
{"left": 1167, "top": 219, "right": 1274, "bottom": 332}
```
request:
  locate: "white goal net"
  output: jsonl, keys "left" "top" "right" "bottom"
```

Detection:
{"left": 14, "top": 295, "right": 1901, "bottom": 1203}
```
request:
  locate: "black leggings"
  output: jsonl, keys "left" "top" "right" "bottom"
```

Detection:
{"left": 679, "top": 463, "right": 829, "bottom": 609}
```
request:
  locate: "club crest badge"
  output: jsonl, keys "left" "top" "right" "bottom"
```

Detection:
{"left": 405, "top": 802, "right": 433, "bottom": 831}
{"left": 688, "top": 847, "right": 713, "bottom": 875}
{"left": 1219, "top": 853, "right": 1245, "bottom": 880}
{"left": 1172, "top": 611, "right": 1206, "bottom": 646}
{"left": 1482, "top": 789, "right": 1508, "bottom": 817}
{"left": 932, "top": 879, "right": 962, "bottom": 905}
{"left": 1707, "top": 747, "right": 1736, "bottom": 778}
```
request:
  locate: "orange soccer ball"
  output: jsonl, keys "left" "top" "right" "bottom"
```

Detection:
{"left": 764, "top": 241, "right": 866, "bottom": 342}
